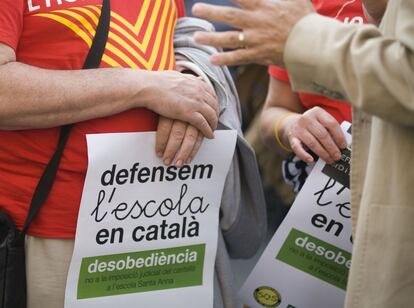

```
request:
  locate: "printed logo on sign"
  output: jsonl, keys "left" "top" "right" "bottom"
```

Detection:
{"left": 321, "top": 148, "right": 351, "bottom": 189}
{"left": 253, "top": 286, "right": 281, "bottom": 307}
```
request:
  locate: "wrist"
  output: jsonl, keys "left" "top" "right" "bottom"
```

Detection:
{"left": 274, "top": 112, "right": 299, "bottom": 152}
{"left": 130, "top": 70, "right": 158, "bottom": 110}
{"left": 362, "top": 2, "right": 387, "bottom": 25}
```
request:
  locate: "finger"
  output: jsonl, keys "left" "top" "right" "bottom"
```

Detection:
{"left": 192, "top": 3, "right": 248, "bottom": 28}
{"left": 173, "top": 126, "right": 200, "bottom": 167}
{"left": 201, "top": 86, "right": 220, "bottom": 117}
{"left": 194, "top": 31, "right": 247, "bottom": 49}
{"left": 163, "top": 121, "right": 187, "bottom": 165}
{"left": 317, "top": 113, "right": 348, "bottom": 149}
{"left": 187, "top": 75, "right": 219, "bottom": 116}
{"left": 155, "top": 117, "right": 173, "bottom": 158}
{"left": 307, "top": 121, "right": 342, "bottom": 161}
{"left": 199, "top": 100, "right": 219, "bottom": 130}
{"left": 299, "top": 130, "right": 334, "bottom": 164}
{"left": 189, "top": 112, "right": 215, "bottom": 139}
{"left": 232, "top": 0, "right": 260, "bottom": 9}
{"left": 199, "top": 76, "right": 218, "bottom": 101}
{"left": 289, "top": 136, "right": 314, "bottom": 164}
{"left": 188, "top": 134, "right": 204, "bottom": 164}
{"left": 209, "top": 48, "right": 268, "bottom": 66}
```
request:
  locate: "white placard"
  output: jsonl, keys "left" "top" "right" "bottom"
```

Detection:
{"left": 240, "top": 122, "right": 352, "bottom": 308}
{"left": 65, "top": 130, "right": 237, "bottom": 308}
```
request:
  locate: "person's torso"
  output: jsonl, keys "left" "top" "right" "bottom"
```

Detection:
{"left": 0, "top": 0, "right": 183, "bottom": 237}
{"left": 352, "top": 0, "right": 413, "bottom": 213}
{"left": 348, "top": 3, "right": 414, "bottom": 306}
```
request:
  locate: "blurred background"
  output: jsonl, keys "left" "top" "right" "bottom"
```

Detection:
{"left": 184, "top": 0, "right": 295, "bottom": 297}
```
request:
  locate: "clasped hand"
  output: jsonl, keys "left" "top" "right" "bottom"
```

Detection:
{"left": 282, "top": 107, "right": 347, "bottom": 164}
{"left": 151, "top": 70, "right": 219, "bottom": 168}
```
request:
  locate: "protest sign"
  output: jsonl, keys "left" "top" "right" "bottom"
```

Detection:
{"left": 240, "top": 122, "right": 352, "bottom": 308}
{"left": 65, "top": 131, "right": 237, "bottom": 308}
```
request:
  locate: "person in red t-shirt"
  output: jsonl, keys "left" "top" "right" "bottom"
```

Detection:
{"left": 260, "top": 0, "right": 366, "bottom": 192}
{"left": 0, "top": 1, "right": 219, "bottom": 307}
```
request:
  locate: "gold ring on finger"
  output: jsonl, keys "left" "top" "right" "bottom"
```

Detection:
{"left": 238, "top": 31, "right": 246, "bottom": 49}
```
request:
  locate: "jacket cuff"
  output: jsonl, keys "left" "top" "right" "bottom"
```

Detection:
{"left": 284, "top": 14, "right": 347, "bottom": 101}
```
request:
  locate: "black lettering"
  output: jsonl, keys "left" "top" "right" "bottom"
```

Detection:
{"left": 181, "top": 216, "right": 187, "bottom": 238}
{"left": 129, "top": 163, "right": 140, "bottom": 184}
{"left": 146, "top": 225, "right": 158, "bottom": 241}
{"left": 192, "top": 164, "right": 213, "bottom": 179}
{"left": 336, "top": 202, "right": 351, "bottom": 218}
{"left": 91, "top": 190, "right": 108, "bottom": 222}
{"left": 314, "top": 178, "right": 336, "bottom": 206}
{"left": 158, "top": 198, "right": 174, "bottom": 217}
{"left": 143, "top": 200, "right": 160, "bottom": 218}
{"left": 129, "top": 200, "right": 144, "bottom": 219}
{"left": 177, "top": 184, "right": 190, "bottom": 215}
{"left": 151, "top": 166, "right": 164, "bottom": 182}
{"left": 101, "top": 164, "right": 116, "bottom": 186}
{"left": 188, "top": 196, "right": 210, "bottom": 214}
{"left": 138, "top": 167, "right": 150, "bottom": 183}
{"left": 168, "top": 223, "right": 180, "bottom": 239}
{"left": 110, "top": 227, "right": 124, "bottom": 244}
{"left": 187, "top": 216, "right": 199, "bottom": 237}
{"left": 326, "top": 220, "right": 344, "bottom": 237}
{"left": 159, "top": 219, "right": 168, "bottom": 240}
{"left": 132, "top": 226, "right": 145, "bottom": 242}
{"left": 178, "top": 165, "right": 191, "bottom": 180}
{"left": 116, "top": 169, "right": 128, "bottom": 185}
{"left": 96, "top": 228, "right": 110, "bottom": 245}
{"left": 311, "top": 213, "right": 344, "bottom": 237}
{"left": 312, "top": 213, "right": 328, "bottom": 228}
{"left": 111, "top": 202, "right": 129, "bottom": 220}
{"left": 165, "top": 166, "right": 178, "bottom": 181}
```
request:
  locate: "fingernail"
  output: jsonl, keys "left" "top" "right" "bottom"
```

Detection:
{"left": 175, "top": 160, "right": 183, "bottom": 168}
{"left": 186, "top": 158, "right": 192, "bottom": 164}
{"left": 335, "top": 152, "right": 342, "bottom": 161}
{"left": 156, "top": 152, "right": 163, "bottom": 158}
{"left": 192, "top": 3, "right": 203, "bottom": 15}
{"left": 210, "top": 55, "right": 220, "bottom": 65}
{"left": 194, "top": 32, "right": 201, "bottom": 42}
{"left": 164, "top": 158, "right": 171, "bottom": 165}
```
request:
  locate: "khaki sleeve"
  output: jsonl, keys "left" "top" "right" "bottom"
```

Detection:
{"left": 284, "top": 2, "right": 414, "bottom": 127}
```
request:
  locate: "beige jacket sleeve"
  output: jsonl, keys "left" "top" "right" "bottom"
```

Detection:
{"left": 284, "top": 0, "right": 414, "bottom": 126}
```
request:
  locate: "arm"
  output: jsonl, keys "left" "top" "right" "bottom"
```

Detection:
{"left": 261, "top": 77, "right": 303, "bottom": 155}
{"left": 155, "top": 62, "right": 214, "bottom": 167}
{"left": 0, "top": 44, "right": 218, "bottom": 137}
{"left": 363, "top": 0, "right": 388, "bottom": 25}
{"left": 193, "top": 0, "right": 414, "bottom": 126}
{"left": 285, "top": 3, "right": 414, "bottom": 127}
{"left": 261, "top": 77, "right": 346, "bottom": 164}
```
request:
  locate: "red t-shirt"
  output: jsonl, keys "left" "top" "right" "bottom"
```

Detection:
{"left": 269, "top": 0, "right": 367, "bottom": 123}
{"left": 0, "top": 0, "right": 185, "bottom": 238}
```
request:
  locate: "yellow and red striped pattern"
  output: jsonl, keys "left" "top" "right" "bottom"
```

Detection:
{"left": 34, "top": 0, "right": 178, "bottom": 70}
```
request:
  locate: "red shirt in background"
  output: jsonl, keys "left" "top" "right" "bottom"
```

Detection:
{"left": 0, "top": 0, "right": 185, "bottom": 238}
{"left": 269, "top": 0, "right": 367, "bottom": 123}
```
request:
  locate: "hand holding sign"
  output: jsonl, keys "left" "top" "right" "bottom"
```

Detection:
{"left": 65, "top": 131, "right": 237, "bottom": 308}
{"left": 156, "top": 117, "right": 204, "bottom": 168}
{"left": 144, "top": 71, "right": 219, "bottom": 139}
{"left": 240, "top": 122, "right": 352, "bottom": 308}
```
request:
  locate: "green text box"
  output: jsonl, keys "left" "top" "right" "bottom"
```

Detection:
{"left": 77, "top": 244, "right": 205, "bottom": 299}
{"left": 276, "top": 229, "right": 351, "bottom": 290}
